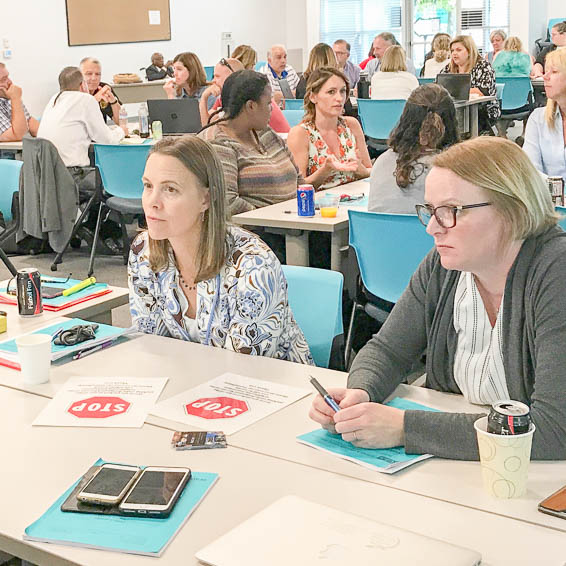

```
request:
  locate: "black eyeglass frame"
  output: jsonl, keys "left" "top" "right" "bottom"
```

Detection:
{"left": 219, "top": 58, "right": 234, "bottom": 72}
{"left": 415, "top": 202, "right": 492, "bottom": 229}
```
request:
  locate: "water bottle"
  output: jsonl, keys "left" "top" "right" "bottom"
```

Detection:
{"left": 152, "top": 120, "right": 163, "bottom": 141}
{"left": 138, "top": 102, "right": 149, "bottom": 138}
{"left": 119, "top": 106, "right": 128, "bottom": 130}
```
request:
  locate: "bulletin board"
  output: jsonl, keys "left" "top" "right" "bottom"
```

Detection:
{"left": 65, "top": 0, "right": 171, "bottom": 46}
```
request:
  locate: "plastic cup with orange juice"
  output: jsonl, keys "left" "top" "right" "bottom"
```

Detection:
{"left": 318, "top": 194, "right": 340, "bottom": 218}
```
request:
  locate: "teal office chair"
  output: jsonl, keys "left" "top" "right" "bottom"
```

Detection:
{"left": 496, "top": 76, "right": 534, "bottom": 138}
{"left": 0, "top": 159, "right": 22, "bottom": 246}
{"left": 556, "top": 206, "right": 566, "bottom": 231}
{"left": 418, "top": 77, "right": 435, "bottom": 85}
{"left": 284, "top": 99, "right": 304, "bottom": 110}
{"left": 282, "top": 265, "right": 344, "bottom": 369}
{"left": 495, "top": 83, "right": 505, "bottom": 101}
{"left": 357, "top": 99, "right": 406, "bottom": 152}
{"left": 255, "top": 61, "right": 267, "bottom": 71}
{"left": 281, "top": 109, "right": 304, "bottom": 128}
{"left": 204, "top": 66, "right": 214, "bottom": 81}
{"left": 89, "top": 144, "right": 151, "bottom": 276}
{"left": 344, "top": 210, "right": 433, "bottom": 367}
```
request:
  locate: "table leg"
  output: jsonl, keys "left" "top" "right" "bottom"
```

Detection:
{"left": 470, "top": 104, "right": 479, "bottom": 137}
{"left": 285, "top": 230, "right": 309, "bottom": 266}
{"left": 330, "top": 229, "right": 348, "bottom": 271}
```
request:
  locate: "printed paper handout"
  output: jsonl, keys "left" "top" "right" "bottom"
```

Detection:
{"left": 297, "top": 397, "right": 439, "bottom": 474}
{"left": 151, "top": 373, "right": 310, "bottom": 435}
{"left": 33, "top": 376, "right": 168, "bottom": 428}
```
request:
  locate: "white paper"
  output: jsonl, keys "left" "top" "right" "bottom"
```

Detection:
{"left": 33, "top": 377, "right": 168, "bottom": 428}
{"left": 151, "top": 373, "right": 309, "bottom": 435}
{"left": 148, "top": 10, "right": 161, "bottom": 25}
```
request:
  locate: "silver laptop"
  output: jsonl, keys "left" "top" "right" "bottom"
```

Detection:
{"left": 147, "top": 98, "right": 202, "bottom": 135}
{"left": 196, "top": 496, "right": 482, "bottom": 566}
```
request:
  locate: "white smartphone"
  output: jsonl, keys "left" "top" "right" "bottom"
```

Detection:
{"left": 77, "top": 463, "right": 141, "bottom": 506}
{"left": 118, "top": 466, "right": 191, "bottom": 517}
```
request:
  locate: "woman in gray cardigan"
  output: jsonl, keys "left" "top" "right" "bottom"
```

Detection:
{"left": 310, "top": 136, "right": 566, "bottom": 461}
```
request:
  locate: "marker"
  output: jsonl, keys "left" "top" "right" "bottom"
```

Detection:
{"left": 72, "top": 339, "right": 115, "bottom": 360}
{"left": 309, "top": 376, "right": 340, "bottom": 412}
{"left": 62, "top": 277, "right": 96, "bottom": 297}
{"left": 51, "top": 327, "right": 64, "bottom": 342}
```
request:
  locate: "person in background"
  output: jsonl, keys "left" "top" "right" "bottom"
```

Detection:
{"left": 310, "top": 136, "right": 566, "bottom": 462}
{"left": 333, "top": 39, "right": 360, "bottom": 93}
{"left": 492, "top": 36, "right": 532, "bottom": 76}
{"left": 524, "top": 48, "right": 566, "bottom": 179}
{"left": 163, "top": 52, "right": 208, "bottom": 102}
{"left": 146, "top": 52, "right": 173, "bottom": 81}
{"left": 232, "top": 44, "right": 258, "bottom": 71}
{"left": 295, "top": 43, "right": 337, "bottom": 100}
{"left": 365, "top": 33, "right": 416, "bottom": 81}
{"left": 129, "top": 135, "right": 313, "bottom": 365}
{"left": 441, "top": 35, "right": 500, "bottom": 134}
{"left": 420, "top": 32, "right": 451, "bottom": 76}
{"left": 359, "top": 44, "right": 375, "bottom": 71}
{"left": 422, "top": 34, "right": 451, "bottom": 78}
{"left": 0, "top": 63, "right": 39, "bottom": 141}
{"left": 199, "top": 58, "right": 244, "bottom": 126}
{"left": 198, "top": 70, "right": 301, "bottom": 214}
{"left": 287, "top": 67, "right": 371, "bottom": 190}
{"left": 368, "top": 84, "right": 459, "bottom": 213}
{"left": 485, "top": 29, "right": 507, "bottom": 64}
{"left": 232, "top": 46, "right": 291, "bottom": 133}
{"left": 370, "top": 45, "right": 419, "bottom": 100}
{"left": 80, "top": 57, "right": 122, "bottom": 125}
{"left": 533, "top": 21, "right": 566, "bottom": 78}
{"left": 258, "top": 44, "right": 300, "bottom": 105}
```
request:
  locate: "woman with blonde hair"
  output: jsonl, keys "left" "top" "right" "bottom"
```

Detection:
{"left": 485, "top": 29, "right": 507, "bottom": 63}
{"left": 287, "top": 67, "right": 371, "bottom": 189}
{"left": 129, "top": 135, "right": 312, "bottom": 364}
{"left": 441, "top": 35, "right": 499, "bottom": 133}
{"left": 423, "top": 33, "right": 451, "bottom": 78}
{"left": 371, "top": 45, "right": 419, "bottom": 100}
{"left": 310, "top": 136, "right": 566, "bottom": 461}
{"left": 232, "top": 45, "right": 258, "bottom": 70}
{"left": 163, "top": 52, "right": 208, "bottom": 101}
{"left": 492, "top": 36, "right": 532, "bottom": 76}
{"left": 524, "top": 48, "right": 566, "bottom": 179}
{"left": 295, "top": 43, "right": 337, "bottom": 100}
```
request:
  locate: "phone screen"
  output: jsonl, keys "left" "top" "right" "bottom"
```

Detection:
{"left": 84, "top": 467, "right": 139, "bottom": 497}
{"left": 122, "top": 470, "right": 186, "bottom": 505}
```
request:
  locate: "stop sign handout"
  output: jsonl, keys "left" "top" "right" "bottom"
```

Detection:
{"left": 185, "top": 397, "right": 249, "bottom": 419}
{"left": 68, "top": 396, "right": 131, "bottom": 419}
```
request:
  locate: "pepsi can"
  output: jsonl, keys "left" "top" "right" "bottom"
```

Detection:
{"left": 297, "top": 184, "right": 315, "bottom": 217}
{"left": 16, "top": 268, "right": 43, "bottom": 317}
{"left": 487, "top": 401, "right": 531, "bottom": 435}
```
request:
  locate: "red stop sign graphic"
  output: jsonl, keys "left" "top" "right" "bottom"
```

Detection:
{"left": 68, "top": 396, "right": 131, "bottom": 419}
{"left": 185, "top": 397, "right": 249, "bottom": 419}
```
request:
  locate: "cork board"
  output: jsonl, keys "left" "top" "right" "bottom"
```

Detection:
{"left": 66, "top": 0, "right": 171, "bottom": 46}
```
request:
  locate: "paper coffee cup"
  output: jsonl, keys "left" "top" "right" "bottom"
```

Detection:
{"left": 16, "top": 333, "right": 51, "bottom": 385}
{"left": 474, "top": 416, "right": 535, "bottom": 498}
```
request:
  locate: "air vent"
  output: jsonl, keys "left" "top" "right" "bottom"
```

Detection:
{"left": 461, "top": 8, "right": 484, "bottom": 29}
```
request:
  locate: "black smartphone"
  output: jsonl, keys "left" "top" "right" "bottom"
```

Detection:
{"left": 118, "top": 466, "right": 191, "bottom": 518}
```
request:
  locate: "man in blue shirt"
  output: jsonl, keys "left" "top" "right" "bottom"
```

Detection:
{"left": 259, "top": 44, "right": 300, "bottom": 104}
{"left": 333, "top": 40, "right": 360, "bottom": 93}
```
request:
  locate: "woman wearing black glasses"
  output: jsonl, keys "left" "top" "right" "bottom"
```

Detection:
{"left": 309, "top": 136, "right": 566, "bottom": 461}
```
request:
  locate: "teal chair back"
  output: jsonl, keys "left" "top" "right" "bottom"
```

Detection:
{"left": 282, "top": 265, "right": 343, "bottom": 368}
{"left": 281, "top": 109, "right": 304, "bottom": 128}
{"left": 357, "top": 99, "right": 406, "bottom": 140}
{"left": 418, "top": 77, "right": 434, "bottom": 85}
{"left": 0, "top": 159, "right": 22, "bottom": 222}
{"left": 556, "top": 206, "right": 566, "bottom": 231}
{"left": 284, "top": 99, "right": 304, "bottom": 110}
{"left": 255, "top": 61, "right": 267, "bottom": 71}
{"left": 498, "top": 76, "right": 533, "bottom": 111}
{"left": 94, "top": 144, "right": 151, "bottom": 199}
{"left": 495, "top": 83, "right": 505, "bottom": 100}
{"left": 348, "top": 210, "right": 433, "bottom": 303}
{"left": 204, "top": 66, "right": 214, "bottom": 81}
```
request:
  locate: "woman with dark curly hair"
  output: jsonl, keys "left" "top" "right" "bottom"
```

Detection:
{"left": 368, "top": 83, "right": 459, "bottom": 213}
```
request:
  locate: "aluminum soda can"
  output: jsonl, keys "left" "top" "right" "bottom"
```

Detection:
{"left": 487, "top": 401, "right": 531, "bottom": 435}
{"left": 152, "top": 120, "right": 163, "bottom": 141}
{"left": 297, "top": 184, "right": 315, "bottom": 217}
{"left": 547, "top": 176, "right": 564, "bottom": 206}
{"left": 16, "top": 268, "right": 43, "bottom": 317}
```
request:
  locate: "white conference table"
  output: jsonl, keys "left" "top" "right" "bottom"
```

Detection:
{"left": 1, "top": 333, "right": 565, "bottom": 538}
{"left": 2, "top": 386, "right": 566, "bottom": 566}
{"left": 232, "top": 179, "right": 368, "bottom": 271}
{"left": 110, "top": 79, "right": 168, "bottom": 104}
{"left": 0, "top": 140, "right": 23, "bottom": 160}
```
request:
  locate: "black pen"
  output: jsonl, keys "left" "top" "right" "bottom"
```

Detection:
{"left": 309, "top": 376, "right": 340, "bottom": 412}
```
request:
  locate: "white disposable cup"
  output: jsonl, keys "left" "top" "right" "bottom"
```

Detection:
{"left": 474, "top": 416, "right": 535, "bottom": 499}
{"left": 15, "top": 333, "right": 51, "bottom": 385}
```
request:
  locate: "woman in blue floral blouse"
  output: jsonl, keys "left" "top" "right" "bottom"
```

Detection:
{"left": 128, "top": 135, "right": 313, "bottom": 364}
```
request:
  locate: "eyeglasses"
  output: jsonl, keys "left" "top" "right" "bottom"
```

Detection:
{"left": 415, "top": 202, "right": 492, "bottom": 229}
{"left": 220, "top": 58, "right": 234, "bottom": 72}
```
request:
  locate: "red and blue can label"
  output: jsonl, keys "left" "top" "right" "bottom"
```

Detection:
{"left": 16, "top": 268, "right": 43, "bottom": 317}
{"left": 297, "top": 184, "right": 315, "bottom": 217}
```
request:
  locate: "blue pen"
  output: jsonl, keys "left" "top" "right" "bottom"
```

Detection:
{"left": 310, "top": 376, "right": 340, "bottom": 412}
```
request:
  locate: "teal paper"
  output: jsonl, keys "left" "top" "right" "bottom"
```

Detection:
{"left": 297, "top": 397, "right": 439, "bottom": 468}
{"left": 24, "top": 460, "right": 218, "bottom": 556}
{"left": 0, "top": 318, "right": 124, "bottom": 356}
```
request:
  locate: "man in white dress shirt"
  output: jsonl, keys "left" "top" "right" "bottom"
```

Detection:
{"left": 365, "top": 33, "right": 416, "bottom": 80}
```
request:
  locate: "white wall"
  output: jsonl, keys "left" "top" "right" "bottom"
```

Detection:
{"left": 1, "top": 0, "right": 287, "bottom": 117}
{"left": 547, "top": 1, "right": 566, "bottom": 19}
